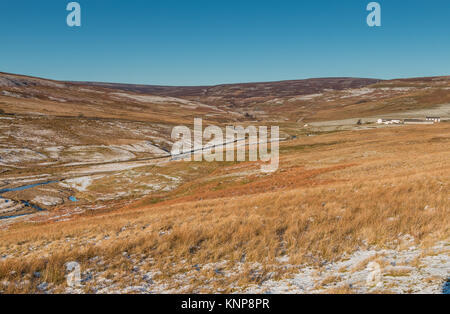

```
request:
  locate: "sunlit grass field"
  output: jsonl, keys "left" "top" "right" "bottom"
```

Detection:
{"left": 1, "top": 123, "right": 448, "bottom": 293}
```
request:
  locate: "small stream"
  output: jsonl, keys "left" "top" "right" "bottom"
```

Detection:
{"left": 0, "top": 180, "right": 59, "bottom": 220}
{"left": 0, "top": 180, "right": 58, "bottom": 194}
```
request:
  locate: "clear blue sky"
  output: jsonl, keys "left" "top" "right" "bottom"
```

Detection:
{"left": 1, "top": 0, "right": 449, "bottom": 85}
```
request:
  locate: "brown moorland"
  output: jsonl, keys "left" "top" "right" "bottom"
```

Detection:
{"left": 0, "top": 72, "right": 448, "bottom": 293}
{"left": 0, "top": 123, "right": 448, "bottom": 293}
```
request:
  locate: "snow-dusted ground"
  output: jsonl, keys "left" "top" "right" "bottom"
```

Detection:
{"left": 112, "top": 141, "right": 168, "bottom": 155}
{"left": 32, "top": 195, "right": 63, "bottom": 207}
{"left": 111, "top": 92, "right": 221, "bottom": 111}
{"left": 289, "top": 93, "right": 324, "bottom": 102}
{"left": 376, "top": 103, "right": 450, "bottom": 119}
{"left": 60, "top": 176, "right": 97, "bottom": 192}
{"left": 65, "top": 158, "right": 171, "bottom": 177}
{"left": 0, "top": 148, "right": 47, "bottom": 164}
{"left": 61, "top": 146, "right": 136, "bottom": 165}
{"left": 243, "top": 241, "right": 449, "bottom": 294}
{"left": 341, "top": 88, "right": 376, "bottom": 98}
{"left": 0, "top": 198, "right": 23, "bottom": 215}
{"left": 34, "top": 240, "right": 447, "bottom": 294}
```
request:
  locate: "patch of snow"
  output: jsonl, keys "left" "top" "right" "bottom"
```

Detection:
{"left": 0, "top": 148, "right": 47, "bottom": 164}
{"left": 289, "top": 93, "right": 323, "bottom": 102}
{"left": 60, "top": 177, "right": 93, "bottom": 192}
{"left": 32, "top": 196, "right": 63, "bottom": 207}
{"left": 341, "top": 88, "right": 375, "bottom": 98}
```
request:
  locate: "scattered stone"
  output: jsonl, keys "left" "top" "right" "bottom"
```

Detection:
{"left": 66, "top": 261, "right": 82, "bottom": 288}
{"left": 37, "top": 282, "right": 48, "bottom": 291}
{"left": 143, "top": 273, "right": 154, "bottom": 284}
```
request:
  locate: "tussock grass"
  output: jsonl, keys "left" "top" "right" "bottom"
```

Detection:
{"left": 0, "top": 124, "right": 448, "bottom": 293}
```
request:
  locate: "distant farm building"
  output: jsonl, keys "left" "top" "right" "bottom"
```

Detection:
{"left": 377, "top": 119, "right": 402, "bottom": 125}
{"left": 377, "top": 117, "right": 441, "bottom": 125}
{"left": 404, "top": 119, "right": 434, "bottom": 125}
{"left": 426, "top": 117, "right": 441, "bottom": 123}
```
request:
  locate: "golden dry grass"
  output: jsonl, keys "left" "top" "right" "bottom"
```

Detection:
{"left": 0, "top": 124, "right": 448, "bottom": 293}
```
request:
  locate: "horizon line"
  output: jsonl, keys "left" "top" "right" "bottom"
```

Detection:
{"left": 2, "top": 71, "right": 450, "bottom": 88}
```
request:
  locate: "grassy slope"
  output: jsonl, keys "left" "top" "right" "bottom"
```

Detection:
{"left": 0, "top": 124, "right": 448, "bottom": 293}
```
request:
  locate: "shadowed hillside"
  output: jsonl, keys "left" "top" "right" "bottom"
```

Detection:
{"left": 74, "top": 77, "right": 381, "bottom": 98}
